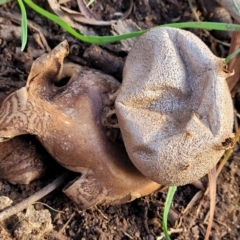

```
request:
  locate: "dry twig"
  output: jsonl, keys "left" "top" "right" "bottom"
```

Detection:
{"left": 204, "top": 167, "right": 217, "bottom": 240}
{"left": 188, "top": 0, "right": 230, "bottom": 47}
{"left": 60, "top": 0, "right": 133, "bottom": 26}
{"left": 59, "top": 212, "right": 76, "bottom": 233}
{"left": 76, "top": 0, "right": 99, "bottom": 20}
{"left": 0, "top": 173, "right": 68, "bottom": 221}
{"left": 227, "top": 29, "right": 240, "bottom": 91}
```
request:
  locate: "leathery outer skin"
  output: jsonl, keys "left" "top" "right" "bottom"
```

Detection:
{"left": 0, "top": 41, "right": 160, "bottom": 209}
{"left": 115, "top": 27, "right": 234, "bottom": 186}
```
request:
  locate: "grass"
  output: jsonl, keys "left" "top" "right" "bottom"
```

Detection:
{"left": 225, "top": 47, "right": 240, "bottom": 64}
{"left": 20, "top": 0, "right": 240, "bottom": 64}
{"left": 162, "top": 186, "right": 177, "bottom": 240}
{"left": 0, "top": 0, "right": 11, "bottom": 4}
{"left": 2, "top": 0, "right": 240, "bottom": 62}
{"left": 233, "top": 0, "right": 240, "bottom": 16}
{"left": 0, "top": 1, "right": 239, "bottom": 239}
{"left": 86, "top": 0, "right": 95, "bottom": 7}
{"left": 17, "top": 0, "right": 28, "bottom": 51}
{"left": 20, "top": 0, "right": 240, "bottom": 44}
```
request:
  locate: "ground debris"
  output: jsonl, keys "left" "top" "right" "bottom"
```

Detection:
{"left": 13, "top": 205, "right": 53, "bottom": 240}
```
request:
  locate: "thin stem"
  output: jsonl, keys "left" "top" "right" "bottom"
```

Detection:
{"left": 0, "top": 172, "right": 68, "bottom": 221}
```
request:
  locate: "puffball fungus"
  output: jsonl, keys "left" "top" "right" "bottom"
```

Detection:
{"left": 115, "top": 27, "right": 234, "bottom": 186}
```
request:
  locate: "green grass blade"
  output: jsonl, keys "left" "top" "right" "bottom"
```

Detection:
{"left": 233, "top": 0, "right": 240, "bottom": 17}
{"left": 86, "top": 0, "right": 95, "bottom": 7}
{"left": 0, "top": 0, "right": 13, "bottom": 5}
{"left": 163, "top": 22, "right": 240, "bottom": 31}
{"left": 17, "top": 0, "right": 28, "bottom": 51}
{"left": 23, "top": 0, "right": 240, "bottom": 44}
{"left": 225, "top": 47, "right": 240, "bottom": 64}
{"left": 162, "top": 186, "right": 177, "bottom": 240}
{"left": 23, "top": 0, "right": 146, "bottom": 44}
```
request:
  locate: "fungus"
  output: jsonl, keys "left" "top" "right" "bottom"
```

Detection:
{"left": 0, "top": 41, "right": 159, "bottom": 208}
{"left": 115, "top": 27, "right": 234, "bottom": 186}
{"left": 0, "top": 27, "right": 234, "bottom": 208}
{"left": 0, "top": 136, "right": 46, "bottom": 184}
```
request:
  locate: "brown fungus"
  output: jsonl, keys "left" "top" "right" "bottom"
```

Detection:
{"left": 0, "top": 41, "right": 160, "bottom": 208}
{"left": 0, "top": 135, "right": 46, "bottom": 184}
{"left": 115, "top": 27, "right": 234, "bottom": 186}
{"left": 0, "top": 93, "right": 46, "bottom": 184}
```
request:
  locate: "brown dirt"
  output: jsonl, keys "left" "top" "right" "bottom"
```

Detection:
{"left": 0, "top": 0, "right": 239, "bottom": 239}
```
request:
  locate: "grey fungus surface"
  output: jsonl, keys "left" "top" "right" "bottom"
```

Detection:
{"left": 115, "top": 27, "right": 234, "bottom": 186}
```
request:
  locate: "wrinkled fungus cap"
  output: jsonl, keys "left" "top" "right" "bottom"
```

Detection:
{"left": 115, "top": 27, "right": 234, "bottom": 186}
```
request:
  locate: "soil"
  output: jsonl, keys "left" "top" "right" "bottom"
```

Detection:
{"left": 0, "top": 0, "right": 240, "bottom": 239}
